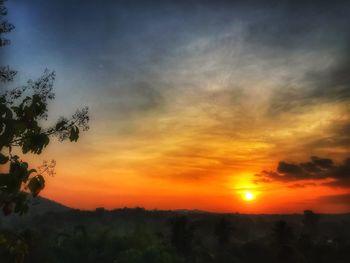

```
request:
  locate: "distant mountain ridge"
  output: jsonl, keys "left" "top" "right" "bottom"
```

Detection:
{"left": 27, "top": 195, "right": 72, "bottom": 215}
{"left": 0, "top": 196, "right": 71, "bottom": 228}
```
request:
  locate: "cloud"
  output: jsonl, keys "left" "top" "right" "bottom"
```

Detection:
{"left": 8, "top": 0, "right": 350, "bottom": 194}
{"left": 106, "top": 81, "right": 164, "bottom": 113}
{"left": 287, "top": 183, "right": 317, "bottom": 188}
{"left": 267, "top": 46, "right": 350, "bottom": 116}
{"left": 242, "top": 1, "right": 350, "bottom": 118}
{"left": 256, "top": 156, "right": 350, "bottom": 188}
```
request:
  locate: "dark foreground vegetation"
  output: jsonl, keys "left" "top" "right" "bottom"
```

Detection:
{"left": 1, "top": 199, "right": 350, "bottom": 263}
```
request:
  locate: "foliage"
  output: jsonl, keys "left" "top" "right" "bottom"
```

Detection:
{"left": 302, "top": 210, "right": 320, "bottom": 237}
{"left": 215, "top": 217, "right": 234, "bottom": 246}
{"left": 0, "top": 1, "right": 89, "bottom": 262}
{"left": 170, "top": 216, "right": 196, "bottom": 258}
{"left": 0, "top": 231, "right": 28, "bottom": 263}
{"left": 271, "top": 220, "right": 295, "bottom": 246}
{"left": 0, "top": 0, "right": 16, "bottom": 82}
{"left": 0, "top": 0, "right": 89, "bottom": 217}
{"left": 1, "top": 209, "right": 348, "bottom": 263}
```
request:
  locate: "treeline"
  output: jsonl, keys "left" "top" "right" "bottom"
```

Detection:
{"left": 1, "top": 209, "right": 350, "bottom": 262}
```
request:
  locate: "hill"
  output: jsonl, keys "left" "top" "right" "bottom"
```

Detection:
{"left": 0, "top": 196, "right": 71, "bottom": 229}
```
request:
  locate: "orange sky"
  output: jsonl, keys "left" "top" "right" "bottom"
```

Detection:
{"left": 3, "top": 0, "right": 350, "bottom": 213}
{"left": 22, "top": 101, "right": 350, "bottom": 213}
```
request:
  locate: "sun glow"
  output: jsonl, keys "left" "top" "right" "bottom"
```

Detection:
{"left": 243, "top": 191, "right": 255, "bottom": 201}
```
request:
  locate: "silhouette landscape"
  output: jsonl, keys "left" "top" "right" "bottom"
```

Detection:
{"left": 1, "top": 0, "right": 350, "bottom": 262}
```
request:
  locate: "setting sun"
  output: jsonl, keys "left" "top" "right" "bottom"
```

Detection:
{"left": 243, "top": 191, "right": 255, "bottom": 201}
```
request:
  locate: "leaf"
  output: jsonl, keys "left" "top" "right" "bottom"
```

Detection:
{"left": 69, "top": 126, "right": 79, "bottom": 142}
{"left": 55, "top": 119, "right": 67, "bottom": 131}
{"left": 0, "top": 153, "right": 9, "bottom": 164}
{"left": 30, "top": 94, "right": 47, "bottom": 118}
{"left": 0, "top": 119, "right": 15, "bottom": 149}
{"left": 23, "top": 167, "right": 36, "bottom": 183}
{"left": 22, "top": 132, "right": 50, "bottom": 154}
{"left": 13, "top": 120, "right": 27, "bottom": 136}
{"left": 27, "top": 175, "right": 45, "bottom": 197}
{"left": 27, "top": 168, "right": 37, "bottom": 177}
{"left": 8, "top": 161, "right": 26, "bottom": 192}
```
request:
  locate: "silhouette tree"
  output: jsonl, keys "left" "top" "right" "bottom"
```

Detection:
{"left": 272, "top": 220, "right": 295, "bottom": 245}
{"left": 271, "top": 220, "right": 300, "bottom": 263}
{"left": 0, "top": 0, "right": 16, "bottom": 82}
{"left": 0, "top": 0, "right": 89, "bottom": 216}
{"left": 302, "top": 210, "right": 320, "bottom": 237}
{"left": 170, "top": 216, "right": 195, "bottom": 259}
{"left": 214, "top": 217, "right": 236, "bottom": 263}
{"left": 215, "top": 217, "right": 233, "bottom": 246}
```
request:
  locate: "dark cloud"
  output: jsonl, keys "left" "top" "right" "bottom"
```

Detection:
{"left": 256, "top": 156, "right": 350, "bottom": 188}
{"left": 287, "top": 183, "right": 317, "bottom": 188}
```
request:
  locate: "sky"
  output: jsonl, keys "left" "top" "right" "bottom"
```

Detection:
{"left": 1, "top": 0, "right": 350, "bottom": 213}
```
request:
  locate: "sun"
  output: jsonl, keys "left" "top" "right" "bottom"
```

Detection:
{"left": 243, "top": 191, "right": 255, "bottom": 201}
